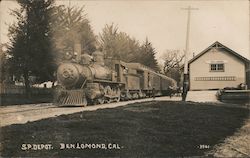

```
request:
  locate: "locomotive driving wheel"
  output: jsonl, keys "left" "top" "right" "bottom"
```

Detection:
{"left": 104, "top": 86, "right": 112, "bottom": 103}
{"left": 104, "top": 86, "right": 112, "bottom": 95}
{"left": 97, "top": 85, "right": 105, "bottom": 104}
{"left": 132, "top": 93, "right": 139, "bottom": 99}
{"left": 114, "top": 88, "right": 121, "bottom": 102}
{"left": 138, "top": 90, "right": 144, "bottom": 98}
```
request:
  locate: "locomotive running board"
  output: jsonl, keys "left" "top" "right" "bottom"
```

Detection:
{"left": 54, "top": 90, "right": 87, "bottom": 106}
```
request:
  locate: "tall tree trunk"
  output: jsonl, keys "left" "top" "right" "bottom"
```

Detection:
{"left": 23, "top": 69, "right": 31, "bottom": 98}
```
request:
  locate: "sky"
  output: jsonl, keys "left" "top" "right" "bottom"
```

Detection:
{"left": 1, "top": 0, "right": 249, "bottom": 64}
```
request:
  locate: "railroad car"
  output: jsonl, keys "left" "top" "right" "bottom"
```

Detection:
{"left": 54, "top": 51, "right": 177, "bottom": 106}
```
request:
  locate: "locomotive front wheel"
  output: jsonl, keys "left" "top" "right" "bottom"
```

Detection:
{"left": 97, "top": 97, "right": 105, "bottom": 104}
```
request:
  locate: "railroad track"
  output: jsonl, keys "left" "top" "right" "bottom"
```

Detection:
{"left": 0, "top": 103, "right": 56, "bottom": 115}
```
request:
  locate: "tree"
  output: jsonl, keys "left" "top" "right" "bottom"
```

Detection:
{"left": 0, "top": 44, "right": 8, "bottom": 83}
{"left": 99, "top": 24, "right": 159, "bottom": 71}
{"left": 7, "top": 0, "right": 56, "bottom": 95}
{"left": 163, "top": 50, "right": 184, "bottom": 74}
{"left": 98, "top": 23, "right": 118, "bottom": 58}
{"left": 138, "top": 38, "right": 160, "bottom": 72}
{"left": 99, "top": 24, "right": 140, "bottom": 61}
{"left": 51, "top": 5, "right": 96, "bottom": 61}
{"left": 162, "top": 50, "right": 184, "bottom": 85}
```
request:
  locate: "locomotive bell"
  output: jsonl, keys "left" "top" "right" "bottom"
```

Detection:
{"left": 92, "top": 51, "right": 105, "bottom": 66}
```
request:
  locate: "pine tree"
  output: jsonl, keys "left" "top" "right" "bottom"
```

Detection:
{"left": 51, "top": 6, "right": 96, "bottom": 60}
{"left": 7, "top": 0, "right": 56, "bottom": 95}
{"left": 139, "top": 38, "right": 160, "bottom": 72}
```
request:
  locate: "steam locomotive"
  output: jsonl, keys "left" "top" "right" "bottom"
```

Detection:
{"left": 54, "top": 51, "right": 177, "bottom": 106}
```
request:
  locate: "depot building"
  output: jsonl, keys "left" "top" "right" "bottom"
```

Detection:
{"left": 187, "top": 41, "right": 250, "bottom": 90}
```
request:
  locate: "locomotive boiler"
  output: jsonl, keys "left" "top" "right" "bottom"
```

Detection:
{"left": 54, "top": 51, "right": 177, "bottom": 106}
{"left": 57, "top": 62, "right": 112, "bottom": 89}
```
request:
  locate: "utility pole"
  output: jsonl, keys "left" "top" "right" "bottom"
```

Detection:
{"left": 68, "top": 0, "right": 71, "bottom": 8}
{"left": 181, "top": 6, "right": 198, "bottom": 101}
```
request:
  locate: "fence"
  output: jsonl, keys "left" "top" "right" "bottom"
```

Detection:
{"left": 0, "top": 83, "right": 52, "bottom": 95}
{"left": 0, "top": 83, "right": 53, "bottom": 105}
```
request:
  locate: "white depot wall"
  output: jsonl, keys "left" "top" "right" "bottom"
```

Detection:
{"left": 189, "top": 49, "right": 246, "bottom": 90}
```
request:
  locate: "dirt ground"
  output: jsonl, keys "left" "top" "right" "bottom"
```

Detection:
{"left": 0, "top": 101, "right": 249, "bottom": 157}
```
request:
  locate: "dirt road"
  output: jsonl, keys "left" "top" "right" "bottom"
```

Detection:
{"left": 0, "top": 96, "right": 180, "bottom": 127}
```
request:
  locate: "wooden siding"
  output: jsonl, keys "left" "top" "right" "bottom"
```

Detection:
{"left": 189, "top": 48, "right": 246, "bottom": 90}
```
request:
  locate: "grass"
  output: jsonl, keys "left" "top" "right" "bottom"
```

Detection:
{"left": 0, "top": 101, "right": 249, "bottom": 157}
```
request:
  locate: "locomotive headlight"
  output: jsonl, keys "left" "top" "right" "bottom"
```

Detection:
{"left": 62, "top": 68, "right": 75, "bottom": 80}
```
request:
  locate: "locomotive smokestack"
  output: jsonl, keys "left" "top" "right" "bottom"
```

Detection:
{"left": 74, "top": 42, "right": 82, "bottom": 62}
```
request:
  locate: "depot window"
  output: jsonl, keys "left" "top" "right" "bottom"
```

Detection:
{"left": 210, "top": 63, "right": 224, "bottom": 72}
